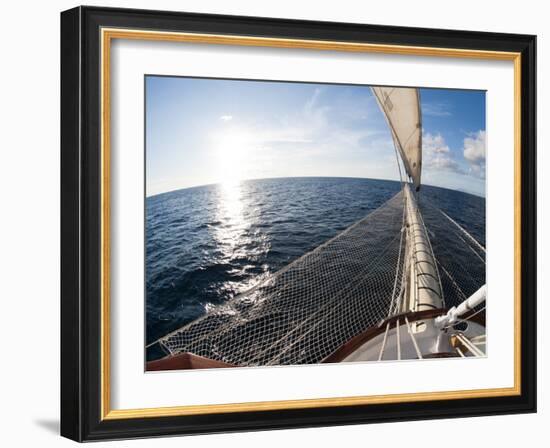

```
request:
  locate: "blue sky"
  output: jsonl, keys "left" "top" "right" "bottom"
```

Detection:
{"left": 146, "top": 76, "right": 486, "bottom": 197}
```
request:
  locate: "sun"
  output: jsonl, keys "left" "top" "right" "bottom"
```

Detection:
{"left": 215, "top": 129, "right": 252, "bottom": 185}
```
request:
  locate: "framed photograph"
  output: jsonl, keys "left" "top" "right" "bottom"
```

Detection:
{"left": 60, "top": 6, "right": 536, "bottom": 441}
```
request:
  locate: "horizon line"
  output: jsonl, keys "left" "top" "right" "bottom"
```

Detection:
{"left": 146, "top": 175, "right": 485, "bottom": 199}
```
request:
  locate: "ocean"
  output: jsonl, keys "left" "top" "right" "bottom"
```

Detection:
{"left": 146, "top": 177, "right": 485, "bottom": 360}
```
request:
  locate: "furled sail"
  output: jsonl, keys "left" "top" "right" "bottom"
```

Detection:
{"left": 372, "top": 87, "right": 422, "bottom": 190}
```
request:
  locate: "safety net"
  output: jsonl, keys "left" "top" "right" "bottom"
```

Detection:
{"left": 155, "top": 189, "right": 486, "bottom": 366}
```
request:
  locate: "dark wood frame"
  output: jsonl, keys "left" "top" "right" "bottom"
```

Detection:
{"left": 61, "top": 5, "right": 536, "bottom": 442}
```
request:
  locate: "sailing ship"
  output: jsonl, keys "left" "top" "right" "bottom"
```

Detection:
{"left": 147, "top": 86, "right": 487, "bottom": 371}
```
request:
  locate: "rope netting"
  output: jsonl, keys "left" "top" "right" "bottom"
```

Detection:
{"left": 418, "top": 197, "right": 486, "bottom": 309}
{"left": 155, "top": 190, "right": 486, "bottom": 367}
{"left": 157, "top": 191, "right": 407, "bottom": 366}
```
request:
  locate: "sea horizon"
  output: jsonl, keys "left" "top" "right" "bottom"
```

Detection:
{"left": 146, "top": 175, "right": 486, "bottom": 200}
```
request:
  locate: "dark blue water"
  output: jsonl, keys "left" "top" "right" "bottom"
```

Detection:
{"left": 146, "top": 177, "right": 485, "bottom": 353}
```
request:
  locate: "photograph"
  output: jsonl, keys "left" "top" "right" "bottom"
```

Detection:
{"left": 144, "top": 77, "right": 487, "bottom": 371}
{"left": 57, "top": 5, "right": 537, "bottom": 441}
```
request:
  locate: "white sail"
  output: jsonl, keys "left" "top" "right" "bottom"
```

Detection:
{"left": 372, "top": 87, "right": 422, "bottom": 190}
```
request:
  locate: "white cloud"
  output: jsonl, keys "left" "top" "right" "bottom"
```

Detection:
{"left": 463, "top": 130, "right": 486, "bottom": 178}
{"left": 422, "top": 132, "right": 464, "bottom": 174}
{"left": 424, "top": 132, "right": 450, "bottom": 154}
{"left": 219, "top": 115, "right": 233, "bottom": 121}
{"left": 210, "top": 88, "right": 399, "bottom": 183}
{"left": 423, "top": 102, "right": 452, "bottom": 117}
{"left": 242, "top": 88, "right": 332, "bottom": 148}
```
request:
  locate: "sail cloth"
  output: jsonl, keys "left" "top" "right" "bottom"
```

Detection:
{"left": 372, "top": 87, "right": 423, "bottom": 190}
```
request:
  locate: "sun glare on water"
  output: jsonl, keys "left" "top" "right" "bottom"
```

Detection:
{"left": 211, "top": 128, "right": 253, "bottom": 256}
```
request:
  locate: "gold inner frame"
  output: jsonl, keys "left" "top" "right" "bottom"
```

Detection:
{"left": 100, "top": 27, "right": 522, "bottom": 420}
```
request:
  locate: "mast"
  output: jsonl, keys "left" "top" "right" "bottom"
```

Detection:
{"left": 372, "top": 86, "right": 443, "bottom": 314}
